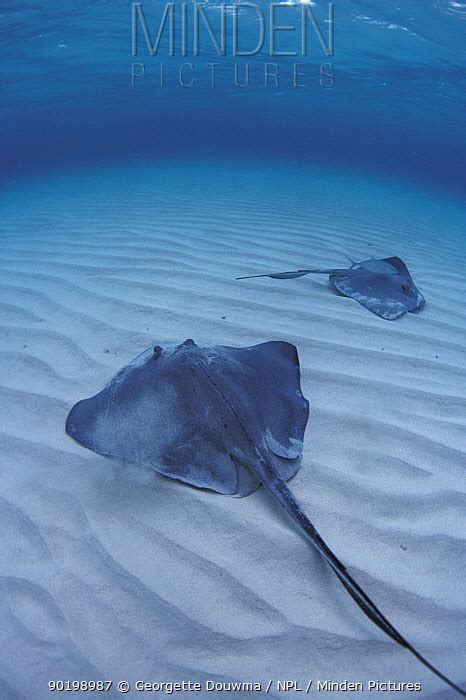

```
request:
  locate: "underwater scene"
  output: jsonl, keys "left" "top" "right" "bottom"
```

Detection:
{"left": 1, "top": 1, "right": 465, "bottom": 698}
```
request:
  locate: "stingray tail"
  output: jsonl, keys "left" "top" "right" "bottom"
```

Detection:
{"left": 195, "top": 361, "right": 464, "bottom": 695}
{"left": 259, "top": 467, "right": 465, "bottom": 697}
{"left": 236, "top": 268, "right": 344, "bottom": 280}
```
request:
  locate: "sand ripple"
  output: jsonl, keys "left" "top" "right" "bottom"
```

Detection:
{"left": 0, "top": 162, "right": 465, "bottom": 698}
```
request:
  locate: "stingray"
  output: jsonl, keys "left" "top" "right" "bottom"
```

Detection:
{"left": 237, "top": 256, "right": 425, "bottom": 320}
{"left": 66, "top": 339, "right": 463, "bottom": 695}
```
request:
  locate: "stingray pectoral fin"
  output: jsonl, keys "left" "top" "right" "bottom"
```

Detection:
{"left": 258, "top": 463, "right": 465, "bottom": 697}
{"left": 354, "top": 295, "right": 407, "bottom": 320}
{"left": 161, "top": 436, "right": 240, "bottom": 494}
{"left": 383, "top": 256, "right": 412, "bottom": 276}
{"left": 331, "top": 274, "right": 408, "bottom": 320}
{"left": 225, "top": 341, "right": 309, "bottom": 471}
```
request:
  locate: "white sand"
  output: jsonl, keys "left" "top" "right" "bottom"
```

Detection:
{"left": 0, "top": 161, "right": 465, "bottom": 699}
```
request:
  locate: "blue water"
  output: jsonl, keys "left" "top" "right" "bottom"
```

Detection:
{"left": 1, "top": 0, "right": 466, "bottom": 195}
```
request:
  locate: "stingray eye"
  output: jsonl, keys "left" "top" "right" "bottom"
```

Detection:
{"left": 152, "top": 346, "right": 162, "bottom": 360}
{"left": 401, "top": 283, "right": 411, "bottom": 293}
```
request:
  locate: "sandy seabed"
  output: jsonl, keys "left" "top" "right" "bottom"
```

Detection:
{"left": 0, "top": 161, "right": 465, "bottom": 699}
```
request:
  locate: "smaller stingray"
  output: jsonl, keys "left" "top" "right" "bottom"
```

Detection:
{"left": 66, "top": 340, "right": 463, "bottom": 696}
{"left": 237, "top": 256, "right": 425, "bottom": 320}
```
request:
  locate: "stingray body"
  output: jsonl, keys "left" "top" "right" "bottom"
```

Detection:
{"left": 66, "top": 340, "right": 463, "bottom": 696}
{"left": 67, "top": 340, "right": 308, "bottom": 497}
{"left": 237, "top": 256, "right": 425, "bottom": 320}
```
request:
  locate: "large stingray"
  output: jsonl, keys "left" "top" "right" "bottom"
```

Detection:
{"left": 66, "top": 340, "right": 463, "bottom": 695}
{"left": 237, "top": 256, "right": 425, "bottom": 320}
